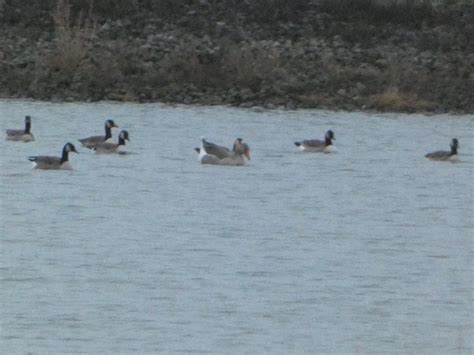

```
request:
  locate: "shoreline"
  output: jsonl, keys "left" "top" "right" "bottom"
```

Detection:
{"left": 3, "top": 97, "right": 472, "bottom": 118}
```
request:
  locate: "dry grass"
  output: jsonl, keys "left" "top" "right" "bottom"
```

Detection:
{"left": 141, "top": 41, "right": 289, "bottom": 93}
{"left": 155, "top": 45, "right": 220, "bottom": 86}
{"left": 249, "top": 0, "right": 310, "bottom": 23}
{"left": 222, "top": 44, "right": 288, "bottom": 90}
{"left": 48, "top": 0, "right": 97, "bottom": 72}
{"left": 369, "top": 87, "right": 435, "bottom": 112}
{"left": 318, "top": 0, "right": 438, "bottom": 27}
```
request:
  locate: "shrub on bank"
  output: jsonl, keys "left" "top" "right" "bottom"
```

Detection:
{"left": 48, "top": 0, "right": 96, "bottom": 73}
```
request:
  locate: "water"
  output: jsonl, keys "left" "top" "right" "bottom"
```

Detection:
{"left": 1, "top": 100, "right": 473, "bottom": 353}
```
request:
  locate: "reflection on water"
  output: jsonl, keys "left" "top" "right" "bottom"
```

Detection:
{"left": 1, "top": 100, "right": 473, "bottom": 353}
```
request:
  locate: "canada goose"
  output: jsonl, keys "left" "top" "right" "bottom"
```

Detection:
{"left": 425, "top": 138, "right": 459, "bottom": 161}
{"left": 93, "top": 130, "right": 130, "bottom": 154}
{"left": 294, "top": 130, "right": 335, "bottom": 153}
{"left": 28, "top": 143, "right": 78, "bottom": 170}
{"left": 199, "top": 138, "right": 251, "bottom": 166}
{"left": 78, "top": 119, "right": 118, "bottom": 149}
{"left": 6, "top": 115, "right": 35, "bottom": 142}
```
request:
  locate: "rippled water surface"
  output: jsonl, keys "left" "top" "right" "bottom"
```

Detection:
{"left": 1, "top": 100, "right": 473, "bottom": 353}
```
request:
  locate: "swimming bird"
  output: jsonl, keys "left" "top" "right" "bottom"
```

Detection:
{"left": 194, "top": 138, "right": 248, "bottom": 159}
{"left": 78, "top": 119, "right": 118, "bottom": 149}
{"left": 294, "top": 130, "right": 335, "bottom": 153}
{"left": 28, "top": 143, "right": 78, "bottom": 170}
{"left": 93, "top": 130, "right": 130, "bottom": 154}
{"left": 425, "top": 138, "right": 459, "bottom": 161}
{"left": 199, "top": 138, "right": 251, "bottom": 166}
{"left": 194, "top": 138, "right": 232, "bottom": 158}
{"left": 6, "top": 115, "right": 35, "bottom": 142}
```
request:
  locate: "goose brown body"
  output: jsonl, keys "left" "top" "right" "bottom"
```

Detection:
{"left": 425, "top": 138, "right": 459, "bottom": 161}
{"left": 294, "top": 130, "right": 335, "bottom": 153}
{"left": 6, "top": 115, "right": 35, "bottom": 142}
{"left": 28, "top": 143, "right": 78, "bottom": 170}
{"left": 79, "top": 119, "right": 118, "bottom": 149}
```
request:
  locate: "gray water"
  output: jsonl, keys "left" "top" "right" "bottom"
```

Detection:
{"left": 1, "top": 100, "right": 473, "bottom": 354}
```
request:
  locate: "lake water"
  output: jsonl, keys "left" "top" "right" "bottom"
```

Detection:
{"left": 1, "top": 100, "right": 473, "bottom": 353}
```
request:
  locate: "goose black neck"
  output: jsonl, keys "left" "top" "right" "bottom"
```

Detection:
{"left": 61, "top": 147, "right": 69, "bottom": 164}
{"left": 325, "top": 136, "right": 332, "bottom": 146}
{"left": 105, "top": 125, "right": 112, "bottom": 140}
{"left": 451, "top": 145, "right": 457, "bottom": 155}
{"left": 25, "top": 120, "right": 31, "bottom": 134}
{"left": 118, "top": 136, "right": 126, "bottom": 146}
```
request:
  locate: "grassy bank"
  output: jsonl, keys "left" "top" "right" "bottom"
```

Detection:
{"left": 0, "top": 0, "right": 473, "bottom": 112}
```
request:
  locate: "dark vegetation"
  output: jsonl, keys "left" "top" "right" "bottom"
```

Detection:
{"left": 0, "top": 0, "right": 473, "bottom": 112}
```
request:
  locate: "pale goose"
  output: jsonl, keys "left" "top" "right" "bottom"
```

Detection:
{"left": 6, "top": 115, "right": 35, "bottom": 142}
{"left": 194, "top": 138, "right": 232, "bottom": 158}
{"left": 294, "top": 130, "right": 335, "bottom": 153}
{"left": 199, "top": 139, "right": 251, "bottom": 166}
{"left": 425, "top": 138, "right": 459, "bottom": 161}
{"left": 194, "top": 138, "right": 248, "bottom": 159}
{"left": 28, "top": 143, "right": 78, "bottom": 170}
{"left": 93, "top": 130, "right": 130, "bottom": 154}
{"left": 78, "top": 119, "right": 118, "bottom": 149}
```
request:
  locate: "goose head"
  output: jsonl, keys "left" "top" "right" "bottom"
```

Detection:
{"left": 326, "top": 130, "right": 335, "bottom": 140}
{"left": 65, "top": 142, "right": 79, "bottom": 154}
{"left": 106, "top": 119, "right": 119, "bottom": 128}
{"left": 235, "top": 141, "right": 251, "bottom": 160}
{"left": 451, "top": 138, "right": 458, "bottom": 149}
{"left": 118, "top": 130, "right": 130, "bottom": 145}
{"left": 233, "top": 137, "right": 243, "bottom": 151}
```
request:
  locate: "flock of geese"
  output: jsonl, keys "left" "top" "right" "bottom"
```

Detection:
{"left": 6, "top": 115, "right": 460, "bottom": 170}
{"left": 6, "top": 116, "right": 129, "bottom": 170}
